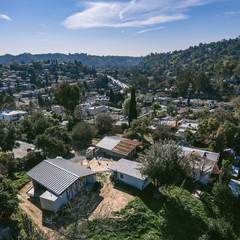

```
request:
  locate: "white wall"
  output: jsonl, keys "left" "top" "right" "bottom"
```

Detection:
{"left": 113, "top": 171, "right": 145, "bottom": 190}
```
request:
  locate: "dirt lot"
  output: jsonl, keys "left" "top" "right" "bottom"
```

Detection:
{"left": 78, "top": 158, "right": 116, "bottom": 172}
{"left": 90, "top": 173, "right": 135, "bottom": 219}
{"left": 18, "top": 182, "right": 57, "bottom": 239}
{"left": 79, "top": 159, "right": 135, "bottom": 219}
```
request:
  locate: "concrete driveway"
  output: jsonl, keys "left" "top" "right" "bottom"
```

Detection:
{"left": 12, "top": 141, "right": 35, "bottom": 159}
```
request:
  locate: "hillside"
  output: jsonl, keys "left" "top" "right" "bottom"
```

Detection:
{"left": 137, "top": 37, "right": 240, "bottom": 76}
{"left": 0, "top": 53, "right": 142, "bottom": 68}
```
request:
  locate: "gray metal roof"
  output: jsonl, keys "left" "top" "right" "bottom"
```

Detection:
{"left": 182, "top": 146, "right": 219, "bottom": 163}
{"left": 108, "top": 158, "right": 146, "bottom": 180}
{"left": 26, "top": 158, "right": 95, "bottom": 195}
{"left": 96, "top": 136, "right": 126, "bottom": 151}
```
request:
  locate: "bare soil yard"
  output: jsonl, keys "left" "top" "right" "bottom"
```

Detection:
{"left": 78, "top": 158, "right": 116, "bottom": 172}
{"left": 90, "top": 174, "right": 135, "bottom": 219}
{"left": 18, "top": 182, "right": 57, "bottom": 240}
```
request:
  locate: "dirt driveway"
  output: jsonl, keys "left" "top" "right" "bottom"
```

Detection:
{"left": 18, "top": 182, "right": 57, "bottom": 239}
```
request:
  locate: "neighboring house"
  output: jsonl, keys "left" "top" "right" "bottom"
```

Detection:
{"left": 156, "top": 116, "right": 177, "bottom": 128}
{"left": 176, "top": 119, "right": 198, "bottom": 137}
{"left": 229, "top": 179, "right": 240, "bottom": 198}
{"left": 0, "top": 110, "right": 28, "bottom": 121}
{"left": 96, "top": 136, "right": 142, "bottom": 159}
{"left": 95, "top": 96, "right": 109, "bottom": 105}
{"left": 26, "top": 158, "right": 96, "bottom": 212}
{"left": 51, "top": 105, "right": 63, "bottom": 115}
{"left": 109, "top": 158, "right": 152, "bottom": 190}
{"left": 182, "top": 146, "right": 220, "bottom": 185}
{"left": 231, "top": 166, "right": 239, "bottom": 178}
{"left": 113, "top": 120, "right": 128, "bottom": 133}
{"left": 87, "top": 106, "right": 108, "bottom": 116}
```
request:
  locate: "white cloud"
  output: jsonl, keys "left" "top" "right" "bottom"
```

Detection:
{"left": 225, "top": 11, "right": 240, "bottom": 15}
{"left": 62, "top": 0, "right": 212, "bottom": 29}
{"left": 137, "top": 26, "right": 164, "bottom": 34}
{"left": 40, "top": 24, "right": 46, "bottom": 27}
{"left": 0, "top": 14, "right": 12, "bottom": 22}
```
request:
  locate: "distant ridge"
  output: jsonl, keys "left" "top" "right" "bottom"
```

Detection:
{"left": 0, "top": 53, "right": 142, "bottom": 68}
{"left": 138, "top": 36, "right": 240, "bottom": 75}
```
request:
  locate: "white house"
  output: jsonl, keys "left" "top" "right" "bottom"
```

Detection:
{"left": 176, "top": 119, "right": 198, "bottom": 137}
{"left": 87, "top": 106, "right": 108, "bottom": 116}
{"left": 229, "top": 179, "right": 240, "bottom": 198}
{"left": 26, "top": 158, "right": 96, "bottom": 212}
{"left": 182, "top": 146, "right": 220, "bottom": 185}
{"left": 108, "top": 159, "right": 152, "bottom": 190}
{"left": 0, "top": 110, "right": 28, "bottom": 121}
{"left": 232, "top": 165, "right": 239, "bottom": 178}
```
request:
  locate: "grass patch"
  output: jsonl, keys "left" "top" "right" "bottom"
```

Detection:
{"left": 96, "top": 172, "right": 109, "bottom": 183}
{"left": 9, "top": 171, "right": 30, "bottom": 190}
{"left": 65, "top": 181, "right": 215, "bottom": 239}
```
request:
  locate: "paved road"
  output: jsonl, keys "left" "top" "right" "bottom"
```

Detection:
{"left": 107, "top": 75, "right": 129, "bottom": 89}
{"left": 12, "top": 141, "right": 35, "bottom": 159}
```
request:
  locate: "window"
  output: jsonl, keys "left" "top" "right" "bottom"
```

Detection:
{"left": 120, "top": 173, "right": 124, "bottom": 179}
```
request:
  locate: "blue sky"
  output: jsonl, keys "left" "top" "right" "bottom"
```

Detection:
{"left": 0, "top": 0, "right": 240, "bottom": 56}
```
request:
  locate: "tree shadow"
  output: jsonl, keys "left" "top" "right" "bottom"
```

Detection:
{"left": 42, "top": 189, "right": 104, "bottom": 231}
{"left": 113, "top": 180, "right": 209, "bottom": 239}
{"left": 161, "top": 197, "right": 208, "bottom": 239}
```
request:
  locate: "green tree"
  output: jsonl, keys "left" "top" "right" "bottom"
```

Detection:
{"left": 0, "top": 174, "right": 18, "bottom": 220}
{"left": 72, "top": 121, "right": 96, "bottom": 150}
{"left": 54, "top": 81, "right": 80, "bottom": 116}
{"left": 122, "top": 98, "right": 130, "bottom": 117}
{"left": 222, "top": 121, "right": 240, "bottom": 147}
{"left": 175, "top": 70, "right": 195, "bottom": 97}
{"left": 194, "top": 70, "right": 212, "bottom": 98}
{"left": 0, "top": 120, "right": 18, "bottom": 152}
{"left": 128, "top": 87, "right": 137, "bottom": 125}
{"left": 95, "top": 113, "right": 114, "bottom": 135}
{"left": 208, "top": 217, "right": 235, "bottom": 240}
{"left": 219, "top": 160, "right": 232, "bottom": 184}
{"left": 140, "top": 140, "right": 189, "bottom": 189}
{"left": 212, "top": 181, "right": 235, "bottom": 221}
{"left": 109, "top": 88, "right": 115, "bottom": 103}
{"left": 21, "top": 151, "right": 44, "bottom": 171}
{"left": 231, "top": 96, "right": 240, "bottom": 117}
{"left": 152, "top": 124, "right": 175, "bottom": 142}
{"left": 167, "top": 104, "right": 175, "bottom": 116}
{"left": 184, "top": 128, "right": 194, "bottom": 142}
{"left": 0, "top": 94, "right": 16, "bottom": 110}
{"left": 35, "top": 126, "right": 71, "bottom": 158}
{"left": 19, "top": 112, "right": 58, "bottom": 141}
{"left": 18, "top": 213, "right": 47, "bottom": 240}
{"left": 128, "top": 117, "right": 151, "bottom": 140}
{"left": 0, "top": 152, "right": 18, "bottom": 175}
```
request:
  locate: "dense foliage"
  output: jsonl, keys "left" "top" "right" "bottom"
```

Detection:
{"left": 0, "top": 120, "right": 18, "bottom": 152}
{"left": 19, "top": 112, "right": 58, "bottom": 141}
{"left": 71, "top": 121, "right": 96, "bottom": 150}
{"left": 95, "top": 113, "right": 114, "bottom": 135}
{"left": 35, "top": 126, "right": 71, "bottom": 158}
{"left": 141, "top": 140, "right": 190, "bottom": 187}
{"left": 0, "top": 174, "right": 18, "bottom": 221}
{"left": 138, "top": 37, "right": 240, "bottom": 78}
